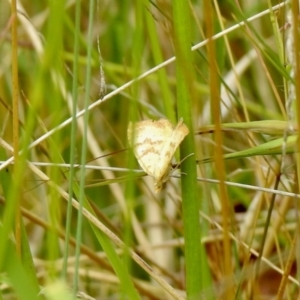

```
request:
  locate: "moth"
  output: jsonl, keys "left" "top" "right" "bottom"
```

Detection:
{"left": 127, "top": 118, "right": 189, "bottom": 193}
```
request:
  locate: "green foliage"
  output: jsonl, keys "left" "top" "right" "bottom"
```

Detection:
{"left": 0, "top": 0, "right": 298, "bottom": 299}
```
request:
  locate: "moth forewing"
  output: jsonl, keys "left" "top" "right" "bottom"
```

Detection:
{"left": 127, "top": 119, "right": 189, "bottom": 193}
{"left": 153, "top": 119, "right": 189, "bottom": 192}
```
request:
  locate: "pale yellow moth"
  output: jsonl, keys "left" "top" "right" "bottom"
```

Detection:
{"left": 127, "top": 118, "right": 189, "bottom": 193}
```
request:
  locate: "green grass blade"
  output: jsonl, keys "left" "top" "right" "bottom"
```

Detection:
{"left": 200, "top": 135, "right": 297, "bottom": 164}
{"left": 172, "top": 1, "right": 211, "bottom": 299}
{"left": 0, "top": 148, "right": 40, "bottom": 298}
{"left": 70, "top": 180, "right": 141, "bottom": 300}
{"left": 198, "top": 120, "right": 294, "bottom": 136}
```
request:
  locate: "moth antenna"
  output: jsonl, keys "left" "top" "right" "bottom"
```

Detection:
{"left": 171, "top": 153, "right": 194, "bottom": 172}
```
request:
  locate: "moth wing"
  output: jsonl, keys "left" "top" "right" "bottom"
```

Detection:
{"left": 127, "top": 119, "right": 173, "bottom": 177}
{"left": 153, "top": 119, "right": 189, "bottom": 186}
{"left": 128, "top": 119, "right": 189, "bottom": 193}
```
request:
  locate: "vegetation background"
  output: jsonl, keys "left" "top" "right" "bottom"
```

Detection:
{"left": 0, "top": 0, "right": 299, "bottom": 299}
